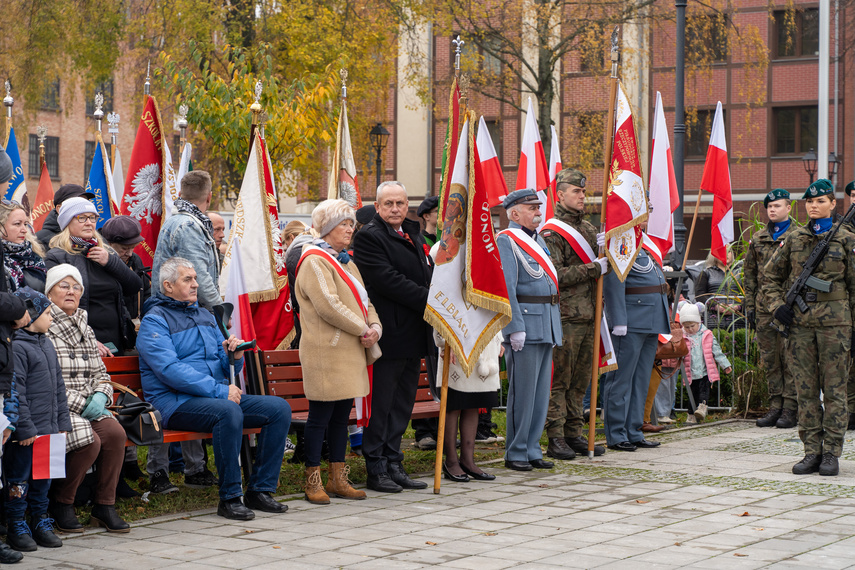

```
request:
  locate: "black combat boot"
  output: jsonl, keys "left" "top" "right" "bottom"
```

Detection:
{"left": 30, "top": 514, "right": 62, "bottom": 548}
{"left": 775, "top": 408, "right": 797, "bottom": 429}
{"left": 755, "top": 408, "right": 781, "bottom": 427}
{"left": 792, "top": 454, "right": 821, "bottom": 475}
{"left": 819, "top": 453, "right": 839, "bottom": 476}
{"left": 546, "top": 438, "right": 575, "bottom": 460}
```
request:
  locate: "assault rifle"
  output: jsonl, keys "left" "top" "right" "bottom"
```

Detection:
{"left": 773, "top": 203, "right": 855, "bottom": 337}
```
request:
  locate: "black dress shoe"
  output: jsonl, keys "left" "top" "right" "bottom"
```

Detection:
{"left": 529, "top": 459, "right": 554, "bottom": 469}
{"left": 566, "top": 436, "right": 605, "bottom": 457}
{"left": 244, "top": 491, "right": 288, "bottom": 513}
{"left": 50, "top": 502, "right": 83, "bottom": 533}
{"left": 631, "top": 439, "right": 661, "bottom": 449}
{"left": 89, "top": 504, "right": 130, "bottom": 533}
{"left": 366, "top": 472, "right": 403, "bottom": 493}
{"left": 461, "top": 465, "right": 496, "bottom": 481}
{"left": 217, "top": 498, "right": 255, "bottom": 521}
{"left": 442, "top": 463, "right": 469, "bottom": 482}
{"left": 387, "top": 462, "right": 428, "bottom": 489}
{"left": 0, "top": 541, "right": 22, "bottom": 564}
{"left": 608, "top": 441, "right": 637, "bottom": 452}
{"left": 504, "top": 460, "right": 533, "bottom": 471}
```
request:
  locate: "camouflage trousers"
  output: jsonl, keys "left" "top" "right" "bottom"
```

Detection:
{"left": 546, "top": 321, "right": 594, "bottom": 439}
{"left": 756, "top": 313, "right": 797, "bottom": 410}
{"left": 848, "top": 347, "right": 855, "bottom": 411}
{"left": 786, "top": 326, "right": 850, "bottom": 456}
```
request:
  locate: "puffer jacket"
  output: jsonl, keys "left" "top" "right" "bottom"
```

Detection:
{"left": 12, "top": 329, "right": 72, "bottom": 440}
{"left": 0, "top": 291, "right": 27, "bottom": 393}
{"left": 137, "top": 293, "right": 243, "bottom": 426}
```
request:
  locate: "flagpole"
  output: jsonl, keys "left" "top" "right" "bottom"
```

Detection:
{"left": 249, "top": 80, "right": 262, "bottom": 153}
{"left": 3, "top": 80, "right": 12, "bottom": 148}
{"left": 37, "top": 126, "right": 46, "bottom": 171}
{"left": 178, "top": 103, "right": 188, "bottom": 153}
{"left": 587, "top": 27, "right": 620, "bottom": 459}
{"left": 433, "top": 349, "right": 451, "bottom": 494}
{"left": 107, "top": 112, "right": 119, "bottom": 169}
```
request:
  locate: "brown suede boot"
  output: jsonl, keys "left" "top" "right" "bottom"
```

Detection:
{"left": 325, "top": 462, "right": 366, "bottom": 500}
{"left": 305, "top": 466, "right": 330, "bottom": 504}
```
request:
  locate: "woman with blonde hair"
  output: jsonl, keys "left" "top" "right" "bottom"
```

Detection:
{"left": 45, "top": 198, "right": 141, "bottom": 356}
{"left": 1, "top": 201, "right": 46, "bottom": 291}
{"left": 282, "top": 219, "right": 308, "bottom": 249}
{"left": 295, "top": 199, "right": 381, "bottom": 504}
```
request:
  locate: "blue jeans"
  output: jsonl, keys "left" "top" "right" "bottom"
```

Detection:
{"left": 168, "top": 395, "right": 292, "bottom": 500}
{"left": 4, "top": 441, "right": 50, "bottom": 519}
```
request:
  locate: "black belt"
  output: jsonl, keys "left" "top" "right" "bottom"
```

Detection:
{"left": 625, "top": 284, "right": 668, "bottom": 295}
{"left": 518, "top": 294, "right": 559, "bottom": 305}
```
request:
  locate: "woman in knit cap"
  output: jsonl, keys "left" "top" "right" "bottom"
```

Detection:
{"left": 44, "top": 198, "right": 141, "bottom": 356}
{"left": 1, "top": 200, "right": 47, "bottom": 292}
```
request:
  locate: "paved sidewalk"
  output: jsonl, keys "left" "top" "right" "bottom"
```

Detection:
{"left": 18, "top": 420, "right": 855, "bottom": 569}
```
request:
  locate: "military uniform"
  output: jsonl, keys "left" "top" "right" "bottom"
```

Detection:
{"left": 844, "top": 180, "right": 855, "bottom": 426}
{"left": 744, "top": 216, "right": 799, "bottom": 421}
{"left": 765, "top": 209, "right": 855, "bottom": 461}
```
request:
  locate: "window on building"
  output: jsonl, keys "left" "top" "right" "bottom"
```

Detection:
{"left": 28, "top": 134, "right": 59, "bottom": 179}
{"left": 686, "top": 14, "right": 728, "bottom": 63}
{"left": 481, "top": 36, "right": 503, "bottom": 76}
{"left": 27, "top": 135, "right": 39, "bottom": 178}
{"left": 84, "top": 141, "right": 97, "bottom": 182}
{"left": 576, "top": 112, "right": 604, "bottom": 164}
{"left": 40, "top": 79, "right": 60, "bottom": 111}
{"left": 686, "top": 109, "right": 725, "bottom": 157}
{"left": 774, "top": 9, "right": 819, "bottom": 58}
{"left": 85, "top": 79, "right": 114, "bottom": 116}
{"left": 773, "top": 106, "right": 817, "bottom": 155}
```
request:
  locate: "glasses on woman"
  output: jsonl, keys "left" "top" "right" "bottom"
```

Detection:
{"left": 57, "top": 282, "right": 83, "bottom": 293}
{"left": 74, "top": 214, "right": 99, "bottom": 224}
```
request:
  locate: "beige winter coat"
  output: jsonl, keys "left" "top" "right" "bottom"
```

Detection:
{"left": 295, "top": 248, "right": 381, "bottom": 401}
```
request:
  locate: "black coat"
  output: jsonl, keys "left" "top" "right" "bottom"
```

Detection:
{"left": 353, "top": 213, "right": 433, "bottom": 359}
{"left": 12, "top": 329, "right": 72, "bottom": 440}
{"left": 35, "top": 209, "right": 60, "bottom": 251}
{"left": 124, "top": 252, "right": 151, "bottom": 321}
{"left": 0, "top": 292, "right": 26, "bottom": 393}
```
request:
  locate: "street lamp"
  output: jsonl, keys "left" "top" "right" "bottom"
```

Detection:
{"left": 802, "top": 148, "right": 817, "bottom": 185}
{"left": 369, "top": 122, "right": 390, "bottom": 189}
{"left": 828, "top": 151, "right": 841, "bottom": 182}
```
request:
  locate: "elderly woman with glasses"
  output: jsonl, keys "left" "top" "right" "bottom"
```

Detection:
{"left": 1, "top": 200, "right": 47, "bottom": 292}
{"left": 44, "top": 198, "right": 141, "bottom": 357}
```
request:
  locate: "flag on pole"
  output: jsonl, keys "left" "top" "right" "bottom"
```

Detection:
{"left": 604, "top": 82, "right": 648, "bottom": 281}
{"left": 32, "top": 434, "right": 66, "bottom": 480}
{"left": 437, "top": 78, "right": 461, "bottom": 230}
{"left": 220, "top": 131, "right": 294, "bottom": 351}
{"left": 222, "top": 238, "right": 257, "bottom": 392}
{"left": 328, "top": 101, "right": 361, "bottom": 208}
{"left": 120, "top": 96, "right": 175, "bottom": 267}
{"left": 547, "top": 124, "right": 562, "bottom": 219}
{"left": 166, "top": 142, "right": 193, "bottom": 223}
{"left": 31, "top": 162, "right": 54, "bottom": 231}
{"left": 701, "top": 101, "right": 733, "bottom": 265}
{"left": 476, "top": 116, "right": 509, "bottom": 208}
{"left": 425, "top": 111, "right": 512, "bottom": 376}
{"left": 647, "top": 92, "right": 680, "bottom": 265}
{"left": 3, "top": 127, "right": 27, "bottom": 204}
{"left": 111, "top": 147, "right": 124, "bottom": 209}
{"left": 515, "top": 98, "right": 550, "bottom": 230}
{"left": 85, "top": 133, "right": 116, "bottom": 229}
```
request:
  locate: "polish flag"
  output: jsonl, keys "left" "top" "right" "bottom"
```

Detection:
{"left": 547, "top": 124, "right": 562, "bottom": 220}
{"left": 515, "top": 98, "right": 550, "bottom": 229}
{"left": 476, "top": 116, "right": 509, "bottom": 207}
{"left": 647, "top": 92, "right": 680, "bottom": 265}
{"left": 32, "top": 433, "right": 66, "bottom": 480}
{"left": 700, "top": 102, "right": 733, "bottom": 265}
{"left": 223, "top": 238, "right": 257, "bottom": 392}
{"left": 30, "top": 162, "right": 54, "bottom": 232}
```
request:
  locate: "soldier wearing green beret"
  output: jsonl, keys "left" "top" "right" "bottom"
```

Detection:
{"left": 540, "top": 169, "right": 608, "bottom": 459}
{"left": 744, "top": 188, "right": 799, "bottom": 429}
{"left": 765, "top": 178, "right": 855, "bottom": 476}
{"left": 843, "top": 180, "right": 855, "bottom": 430}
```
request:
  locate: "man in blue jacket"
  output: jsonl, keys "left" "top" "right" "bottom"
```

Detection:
{"left": 137, "top": 257, "right": 292, "bottom": 521}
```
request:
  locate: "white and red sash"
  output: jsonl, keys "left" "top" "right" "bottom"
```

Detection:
{"left": 296, "top": 246, "right": 373, "bottom": 426}
{"left": 500, "top": 228, "right": 558, "bottom": 291}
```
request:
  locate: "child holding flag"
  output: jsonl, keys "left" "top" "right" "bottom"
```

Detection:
{"left": 6, "top": 287, "right": 70, "bottom": 551}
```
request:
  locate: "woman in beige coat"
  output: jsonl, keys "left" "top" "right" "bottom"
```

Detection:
{"left": 296, "top": 199, "right": 382, "bottom": 504}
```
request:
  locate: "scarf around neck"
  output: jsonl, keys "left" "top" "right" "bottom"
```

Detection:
{"left": 810, "top": 217, "right": 833, "bottom": 235}
{"left": 313, "top": 238, "right": 351, "bottom": 264}
{"left": 3, "top": 239, "right": 46, "bottom": 289}
{"left": 175, "top": 199, "right": 214, "bottom": 237}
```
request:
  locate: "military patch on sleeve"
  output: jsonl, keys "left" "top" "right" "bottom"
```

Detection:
{"left": 541, "top": 230, "right": 552, "bottom": 237}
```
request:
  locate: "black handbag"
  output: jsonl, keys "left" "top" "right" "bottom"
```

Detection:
{"left": 108, "top": 382, "right": 164, "bottom": 446}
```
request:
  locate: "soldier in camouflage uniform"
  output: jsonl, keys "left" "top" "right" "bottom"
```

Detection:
{"left": 541, "top": 169, "right": 608, "bottom": 459}
{"left": 743, "top": 188, "right": 799, "bottom": 429}
{"left": 765, "top": 179, "right": 855, "bottom": 476}
{"left": 844, "top": 180, "right": 855, "bottom": 430}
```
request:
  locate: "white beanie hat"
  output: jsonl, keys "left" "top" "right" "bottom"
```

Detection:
{"left": 679, "top": 302, "right": 701, "bottom": 324}
{"left": 57, "top": 197, "right": 98, "bottom": 230}
{"left": 45, "top": 264, "right": 85, "bottom": 297}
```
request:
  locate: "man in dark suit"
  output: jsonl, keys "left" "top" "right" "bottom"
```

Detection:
{"left": 353, "top": 181, "right": 434, "bottom": 493}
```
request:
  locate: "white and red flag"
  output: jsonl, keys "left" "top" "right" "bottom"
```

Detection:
{"left": 328, "top": 100, "right": 361, "bottom": 208}
{"left": 222, "top": 238, "right": 257, "bottom": 392}
{"left": 647, "top": 92, "right": 680, "bottom": 267}
{"left": 437, "top": 78, "right": 461, "bottom": 229}
{"left": 546, "top": 124, "right": 562, "bottom": 219}
{"left": 32, "top": 434, "right": 66, "bottom": 480}
{"left": 701, "top": 102, "right": 733, "bottom": 265}
{"left": 604, "top": 82, "right": 647, "bottom": 281}
{"left": 120, "top": 96, "right": 176, "bottom": 267}
{"left": 515, "top": 98, "right": 550, "bottom": 229}
{"left": 476, "top": 116, "right": 509, "bottom": 208}
{"left": 30, "top": 161, "right": 54, "bottom": 232}
{"left": 220, "top": 131, "right": 294, "bottom": 351}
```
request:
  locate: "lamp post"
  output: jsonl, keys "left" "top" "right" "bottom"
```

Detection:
{"left": 828, "top": 151, "right": 840, "bottom": 184}
{"left": 672, "top": 0, "right": 688, "bottom": 268}
{"left": 802, "top": 148, "right": 818, "bottom": 185}
{"left": 369, "top": 122, "right": 390, "bottom": 189}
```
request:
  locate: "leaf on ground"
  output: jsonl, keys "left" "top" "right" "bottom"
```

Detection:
{"left": 539, "top": 484, "right": 550, "bottom": 488}
{"left": 425, "top": 541, "right": 437, "bottom": 546}
{"left": 273, "top": 546, "right": 281, "bottom": 549}
{"left": 753, "top": 528, "right": 764, "bottom": 531}
{"left": 735, "top": 512, "right": 751, "bottom": 517}
{"left": 636, "top": 500, "right": 650, "bottom": 504}
{"left": 674, "top": 542, "right": 681, "bottom": 546}
{"left": 136, "top": 507, "right": 145, "bottom": 513}
{"left": 245, "top": 530, "right": 254, "bottom": 533}
{"left": 484, "top": 532, "right": 498, "bottom": 536}
{"left": 734, "top": 553, "right": 748, "bottom": 557}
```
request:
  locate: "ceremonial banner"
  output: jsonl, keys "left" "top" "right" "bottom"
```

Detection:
{"left": 476, "top": 116, "right": 508, "bottom": 208}
{"left": 604, "top": 82, "right": 647, "bottom": 281}
{"left": 166, "top": 142, "right": 192, "bottom": 223}
{"left": 515, "top": 98, "right": 550, "bottom": 230}
{"left": 85, "top": 133, "right": 116, "bottom": 229}
{"left": 426, "top": 112, "right": 512, "bottom": 376}
{"left": 31, "top": 162, "right": 53, "bottom": 232}
{"left": 32, "top": 433, "right": 66, "bottom": 480}
{"left": 701, "top": 102, "right": 733, "bottom": 265}
{"left": 220, "top": 132, "right": 294, "bottom": 351}
{"left": 327, "top": 102, "right": 361, "bottom": 208}
{"left": 222, "top": 238, "right": 257, "bottom": 393}
{"left": 112, "top": 148, "right": 124, "bottom": 208}
{"left": 437, "top": 77, "right": 460, "bottom": 231}
{"left": 3, "top": 127, "right": 27, "bottom": 205}
{"left": 547, "top": 124, "right": 562, "bottom": 220}
{"left": 647, "top": 92, "right": 679, "bottom": 263}
{"left": 120, "top": 96, "right": 174, "bottom": 267}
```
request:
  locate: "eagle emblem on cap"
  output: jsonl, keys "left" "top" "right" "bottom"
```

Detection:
{"left": 811, "top": 188, "right": 818, "bottom": 196}
{"left": 767, "top": 192, "right": 774, "bottom": 200}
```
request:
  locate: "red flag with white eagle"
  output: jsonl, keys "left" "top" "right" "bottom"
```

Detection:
{"left": 701, "top": 102, "right": 733, "bottom": 265}
{"left": 120, "top": 96, "right": 176, "bottom": 267}
{"left": 604, "top": 81, "right": 647, "bottom": 281}
{"left": 327, "top": 101, "right": 361, "bottom": 208}
{"left": 220, "top": 131, "right": 294, "bottom": 351}
{"left": 647, "top": 92, "right": 680, "bottom": 266}
{"left": 515, "top": 98, "right": 550, "bottom": 229}
{"left": 476, "top": 116, "right": 509, "bottom": 207}
{"left": 547, "top": 124, "right": 562, "bottom": 219}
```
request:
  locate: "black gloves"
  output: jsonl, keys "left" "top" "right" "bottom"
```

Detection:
{"left": 774, "top": 305, "right": 795, "bottom": 328}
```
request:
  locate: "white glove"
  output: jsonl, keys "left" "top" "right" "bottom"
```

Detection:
{"left": 510, "top": 331, "right": 526, "bottom": 352}
{"left": 596, "top": 232, "right": 606, "bottom": 248}
{"left": 595, "top": 257, "right": 608, "bottom": 275}
{"left": 612, "top": 325, "right": 627, "bottom": 337}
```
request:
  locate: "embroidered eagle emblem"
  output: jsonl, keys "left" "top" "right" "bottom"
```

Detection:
{"left": 124, "top": 163, "right": 163, "bottom": 223}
